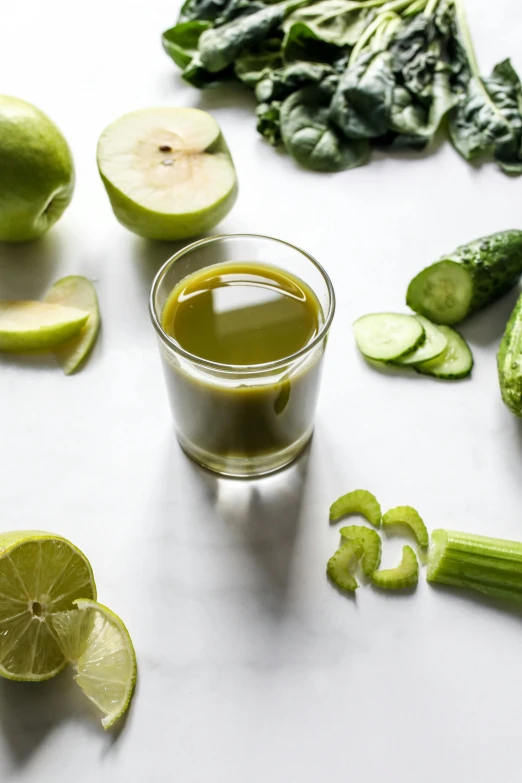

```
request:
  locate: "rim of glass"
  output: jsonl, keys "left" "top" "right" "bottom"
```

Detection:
{"left": 149, "top": 233, "right": 336, "bottom": 373}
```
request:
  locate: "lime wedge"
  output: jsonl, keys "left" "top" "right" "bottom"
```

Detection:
{"left": 43, "top": 276, "right": 101, "bottom": 374}
{"left": 52, "top": 599, "right": 137, "bottom": 729}
{"left": 0, "top": 531, "right": 96, "bottom": 681}
{"left": 0, "top": 301, "right": 88, "bottom": 352}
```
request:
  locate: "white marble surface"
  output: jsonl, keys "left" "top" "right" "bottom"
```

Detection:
{"left": 2, "top": 0, "right": 522, "bottom": 780}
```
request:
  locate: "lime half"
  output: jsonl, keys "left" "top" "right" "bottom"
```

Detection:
{"left": 52, "top": 599, "right": 137, "bottom": 729}
{"left": 0, "top": 532, "right": 96, "bottom": 681}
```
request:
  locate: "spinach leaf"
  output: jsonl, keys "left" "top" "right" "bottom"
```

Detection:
{"left": 391, "top": 72, "right": 456, "bottom": 138}
{"left": 280, "top": 81, "right": 370, "bottom": 171}
{"left": 449, "top": 59, "right": 522, "bottom": 174}
{"left": 255, "top": 61, "right": 335, "bottom": 102}
{"left": 256, "top": 101, "right": 283, "bottom": 145}
{"left": 199, "top": 1, "right": 301, "bottom": 73}
{"left": 235, "top": 49, "right": 283, "bottom": 87}
{"left": 330, "top": 49, "right": 395, "bottom": 140}
{"left": 178, "top": 0, "right": 230, "bottom": 24}
{"left": 163, "top": 22, "right": 211, "bottom": 69}
{"left": 283, "top": 21, "right": 345, "bottom": 64}
{"left": 215, "top": 0, "right": 266, "bottom": 26}
{"left": 283, "top": 0, "right": 375, "bottom": 47}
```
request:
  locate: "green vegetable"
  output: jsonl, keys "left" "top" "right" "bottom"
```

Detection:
{"left": 330, "top": 489, "right": 382, "bottom": 527}
{"left": 395, "top": 316, "right": 447, "bottom": 365}
{"left": 340, "top": 525, "right": 382, "bottom": 575}
{"left": 371, "top": 545, "right": 418, "bottom": 589}
{"left": 382, "top": 506, "right": 429, "bottom": 547}
{"left": 327, "top": 540, "right": 362, "bottom": 591}
{"left": 163, "top": 0, "right": 522, "bottom": 175}
{"left": 414, "top": 325, "right": 473, "bottom": 380}
{"left": 497, "top": 291, "right": 522, "bottom": 417}
{"left": 406, "top": 230, "right": 522, "bottom": 325}
{"left": 280, "top": 82, "right": 370, "bottom": 171}
{"left": 427, "top": 529, "right": 522, "bottom": 603}
{"left": 352, "top": 313, "right": 425, "bottom": 361}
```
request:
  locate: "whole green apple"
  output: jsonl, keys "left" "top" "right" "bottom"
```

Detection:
{"left": 0, "top": 96, "right": 75, "bottom": 242}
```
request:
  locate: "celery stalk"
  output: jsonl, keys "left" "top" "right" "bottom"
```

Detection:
{"left": 427, "top": 529, "right": 522, "bottom": 603}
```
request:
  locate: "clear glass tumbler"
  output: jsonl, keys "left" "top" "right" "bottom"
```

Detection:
{"left": 149, "top": 234, "right": 335, "bottom": 478}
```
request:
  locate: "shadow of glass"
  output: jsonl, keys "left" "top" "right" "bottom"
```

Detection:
{"left": 0, "top": 668, "right": 103, "bottom": 768}
{"left": 0, "top": 233, "right": 63, "bottom": 300}
{"left": 459, "top": 285, "right": 521, "bottom": 347}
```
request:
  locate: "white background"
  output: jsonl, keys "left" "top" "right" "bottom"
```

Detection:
{"left": 2, "top": 0, "right": 522, "bottom": 780}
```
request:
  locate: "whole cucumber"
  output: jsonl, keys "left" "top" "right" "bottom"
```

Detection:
{"left": 498, "top": 291, "right": 522, "bottom": 417}
{"left": 407, "top": 230, "right": 522, "bottom": 324}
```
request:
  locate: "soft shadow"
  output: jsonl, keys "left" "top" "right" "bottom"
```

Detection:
{"left": 459, "top": 285, "right": 521, "bottom": 347}
{"left": 194, "top": 82, "right": 257, "bottom": 113}
{"left": 428, "top": 581, "right": 522, "bottom": 624}
{"left": 0, "top": 669, "right": 103, "bottom": 768}
{"left": 185, "top": 442, "right": 311, "bottom": 606}
{"left": 0, "top": 233, "right": 63, "bottom": 299}
{"left": 0, "top": 351, "right": 57, "bottom": 372}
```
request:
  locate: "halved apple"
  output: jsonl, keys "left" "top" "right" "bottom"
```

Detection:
{"left": 0, "top": 301, "right": 88, "bottom": 352}
{"left": 96, "top": 107, "right": 238, "bottom": 240}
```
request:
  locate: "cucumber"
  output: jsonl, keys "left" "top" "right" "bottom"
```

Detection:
{"left": 406, "top": 230, "right": 522, "bottom": 325}
{"left": 327, "top": 541, "right": 362, "bottom": 592}
{"left": 395, "top": 316, "right": 447, "bottom": 365}
{"left": 414, "top": 325, "right": 473, "bottom": 379}
{"left": 353, "top": 313, "right": 424, "bottom": 361}
{"left": 497, "top": 291, "right": 522, "bottom": 417}
{"left": 371, "top": 545, "right": 418, "bottom": 590}
{"left": 340, "top": 525, "right": 382, "bottom": 576}
{"left": 330, "top": 489, "right": 382, "bottom": 527}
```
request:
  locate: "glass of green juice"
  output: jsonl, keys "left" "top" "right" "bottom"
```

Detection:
{"left": 149, "top": 234, "right": 335, "bottom": 477}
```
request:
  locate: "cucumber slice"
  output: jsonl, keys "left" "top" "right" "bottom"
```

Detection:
{"left": 327, "top": 540, "right": 362, "bottom": 592}
{"left": 340, "top": 525, "right": 381, "bottom": 576}
{"left": 406, "top": 261, "right": 472, "bottom": 325}
{"left": 330, "top": 489, "right": 382, "bottom": 527}
{"left": 353, "top": 313, "right": 424, "bottom": 362}
{"left": 414, "top": 325, "right": 473, "bottom": 379}
{"left": 371, "top": 545, "right": 418, "bottom": 589}
{"left": 396, "top": 316, "right": 447, "bottom": 365}
{"left": 382, "top": 506, "right": 429, "bottom": 547}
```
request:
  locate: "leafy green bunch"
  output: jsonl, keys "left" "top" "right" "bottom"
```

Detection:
{"left": 163, "top": 0, "right": 522, "bottom": 173}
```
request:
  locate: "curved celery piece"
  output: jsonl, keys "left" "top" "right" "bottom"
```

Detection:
{"left": 371, "top": 545, "right": 418, "bottom": 589}
{"left": 340, "top": 525, "right": 382, "bottom": 576}
{"left": 427, "top": 529, "right": 522, "bottom": 603}
{"left": 327, "top": 540, "right": 363, "bottom": 592}
{"left": 329, "top": 489, "right": 381, "bottom": 527}
{"left": 382, "top": 506, "right": 429, "bottom": 547}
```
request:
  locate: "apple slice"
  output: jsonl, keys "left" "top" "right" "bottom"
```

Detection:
{"left": 96, "top": 107, "right": 238, "bottom": 240}
{"left": 43, "top": 276, "right": 101, "bottom": 374}
{"left": 0, "top": 301, "right": 88, "bottom": 352}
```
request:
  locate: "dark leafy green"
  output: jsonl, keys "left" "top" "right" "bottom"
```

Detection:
{"left": 163, "top": 0, "right": 522, "bottom": 174}
{"left": 450, "top": 59, "right": 522, "bottom": 174}
{"left": 280, "top": 81, "right": 370, "bottom": 171}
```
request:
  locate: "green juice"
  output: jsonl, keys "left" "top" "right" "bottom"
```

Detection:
{"left": 160, "top": 261, "right": 325, "bottom": 466}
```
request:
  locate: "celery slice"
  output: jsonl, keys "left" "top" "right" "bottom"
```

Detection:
{"left": 382, "top": 506, "right": 429, "bottom": 547}
{"left": 340, "top": 525, "right": 381, "bottom": 576}
{"left": 327, "top": 541, "right": 363, "bottom": 592}
{"left": 329, "top": 490, "right": 381, "bottom": 527}
{"left": 427, "top": 529, "right": 522, "bottom": 603}
{"left": 371, "top": 545, "right": 418, "bottom": 589}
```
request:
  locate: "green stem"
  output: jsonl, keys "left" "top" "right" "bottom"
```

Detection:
{"left": 453, "top": 0, "right": 479, "bottom": 77}
{"left": 349, "top": 11, "right": 398, "bottom": 63}
{"left": 427, "top": 529, "right": 522, "bottom": 603}
{"left": 404, "top": 0, "right": 427, "bottom": 16}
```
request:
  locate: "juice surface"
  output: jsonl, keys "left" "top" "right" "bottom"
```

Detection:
{"left": 161, "top": 262, "right": 321, "bottom": 365}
